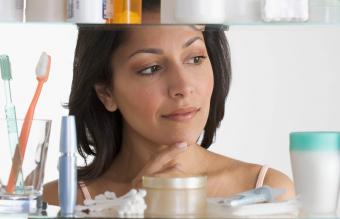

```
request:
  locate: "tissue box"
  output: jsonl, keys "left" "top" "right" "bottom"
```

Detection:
{"left": 262, "top": 0, "right": 309, "bottom": 22}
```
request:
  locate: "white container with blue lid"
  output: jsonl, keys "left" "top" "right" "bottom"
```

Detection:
{"left": 290, "top": 132, "right": 340, "bottom": 216}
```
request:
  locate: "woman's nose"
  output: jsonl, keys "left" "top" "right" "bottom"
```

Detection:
{"left": 167, "top": 66, "right": 194, "bottom": 99}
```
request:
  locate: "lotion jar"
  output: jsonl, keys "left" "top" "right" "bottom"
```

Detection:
{"left": 142, "top": 176, "right": 207, "bottom": 217}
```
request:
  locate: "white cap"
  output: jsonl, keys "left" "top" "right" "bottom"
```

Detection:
{"left": 59, "top": 115, "right": 77, "bottom": 153}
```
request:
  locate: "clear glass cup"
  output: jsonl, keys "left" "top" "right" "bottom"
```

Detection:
{"left": 0, "top": 119, "right": 51, "bottom": 213}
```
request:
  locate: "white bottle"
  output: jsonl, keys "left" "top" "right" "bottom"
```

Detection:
{"left": 25, "top": 0, "right": 67, "bottom": 22}
{"left": 161, "top": 0, "right": 227, "bottom": 24}
{"left": 67, "top": 0, "right": 106, "bottom": 24}
{"left": 175, "top": 0, "right": 227, "bottom": 24}
{"left": 290, "top": 132, "right": 340, "bottom": 216}
{"left": 0, "top": 0, "right": 24, "bottom": 22}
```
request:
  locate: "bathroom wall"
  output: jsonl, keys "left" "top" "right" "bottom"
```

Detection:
{"left": 0, "top": 24, "right": 339, "bottom": 183}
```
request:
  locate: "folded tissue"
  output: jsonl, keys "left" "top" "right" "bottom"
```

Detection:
{"left": 75, "top": 189, "right": 147, "bottom": 217}
{"left": 262, "top": 0, "right": 309, "bottom": 22}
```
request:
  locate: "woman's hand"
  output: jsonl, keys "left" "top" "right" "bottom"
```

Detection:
{"left": 131, "top": 142, "right": 188, "bottom": 188}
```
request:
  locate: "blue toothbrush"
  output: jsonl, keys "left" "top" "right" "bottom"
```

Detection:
{"left": 0, "top": 55, "right": 24, "bottom": 193}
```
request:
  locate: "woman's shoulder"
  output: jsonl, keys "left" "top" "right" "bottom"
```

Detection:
{"left": 43, "top": 179, "right": 85, "bottom": 206}
{"left": 42, "top": 180, "right": 59, "bottom": 205}
{"left": 206, "top": 151, "right": 295, "bottom": 200}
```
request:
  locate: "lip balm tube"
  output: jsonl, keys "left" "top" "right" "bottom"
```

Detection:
{"left": 58, "top": 115, "right": 77, "bottom": 216}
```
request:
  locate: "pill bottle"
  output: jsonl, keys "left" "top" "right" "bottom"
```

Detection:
{"left": 105, "top": 0, "right": 142, "bottom": 24}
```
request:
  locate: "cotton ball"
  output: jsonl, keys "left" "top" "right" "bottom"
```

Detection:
{"left": 84, "top": 199, "right": 96, "bottom": 206}
{"left": 104, "top": 191, "right": 117, "bottom": 199}
{"left": 137, "top": 189, "right": 146, "bottom": 198}
{"left": 94, "top": 194, "right": 107, "bottom": 201}
{"left": 120, "top": 189, "right": 137, "bottom": 199}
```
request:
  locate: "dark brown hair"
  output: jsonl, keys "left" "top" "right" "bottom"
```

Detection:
{"left": 69, "top": 25, "right": 232, "bottom": 180}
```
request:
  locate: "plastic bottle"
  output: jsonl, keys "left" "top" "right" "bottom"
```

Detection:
{"left": 25, "top": 0, "right": 67, "bottom": 22}
{"left": 0, "top": 0, "right": 24, "bottom": 22}
{"left": 105, "top": 0, "right": 142, "bottom": 24}
{"left": 58, "top": 116, "right": 77, "bottom": 216}
{"left": 67, "top": 0, "right": 105, "bottom": 23}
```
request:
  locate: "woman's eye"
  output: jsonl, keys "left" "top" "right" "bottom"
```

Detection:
{"left": 187, "top": 56, "right": 207, "bottom": 65}
{"left": 138, "top": 65, "right": 162, "bottom": 76}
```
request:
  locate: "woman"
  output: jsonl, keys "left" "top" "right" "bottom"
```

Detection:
{"left": 43, "top": 2, "right": 295, "bottom": 205}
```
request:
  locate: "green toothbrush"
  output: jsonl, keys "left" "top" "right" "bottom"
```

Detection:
{"left": 0, "top": 55, "right": 24, "bottom": 193}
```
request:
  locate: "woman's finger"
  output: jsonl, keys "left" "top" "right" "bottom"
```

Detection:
{"left": 132, "top": 142, "right": 188, "bottom": 187}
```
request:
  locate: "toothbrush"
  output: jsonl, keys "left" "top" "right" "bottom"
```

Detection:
{"left": 6, "top": 52, "right": 51, "bottom": 193}
{"left": 0, "top": 55, "right": 25, "bottom": 191}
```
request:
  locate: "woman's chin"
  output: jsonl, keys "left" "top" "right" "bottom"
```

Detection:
{"left": 159, "top": 133, "right": 200, "bottom": 146}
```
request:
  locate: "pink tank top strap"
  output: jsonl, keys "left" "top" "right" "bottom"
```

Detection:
{"left": 78, "top": 181, "right": 92, "bottom": 200}
{"left": 255, "top": 165, "right": 270, "bottom": 188}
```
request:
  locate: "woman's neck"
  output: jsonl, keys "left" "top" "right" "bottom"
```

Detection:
{"left": 102, "top": 124, "right": 210, "bottom": 183}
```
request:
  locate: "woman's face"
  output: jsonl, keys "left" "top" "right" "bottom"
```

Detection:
{"left": 107, "top": 26, "right": 214, "bottom": 146}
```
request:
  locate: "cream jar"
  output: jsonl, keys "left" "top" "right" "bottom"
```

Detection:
{"left": 142, "top": 176, "right": 207, "bottom": 217}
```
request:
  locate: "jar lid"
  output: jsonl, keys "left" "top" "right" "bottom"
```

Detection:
{"left": 290, "top": 132, "right": 340, "bottom": 151}
{"left": 142, "top": 176, "right": 207, "bottom": 189}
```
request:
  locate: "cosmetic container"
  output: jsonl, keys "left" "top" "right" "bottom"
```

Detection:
{"left": 26, "top": 0, "right": 67, "bottom": 22}
{"left": 0, "top": 0, "right": 24, "bottom": 22}
{"left": 105, "top": 0, "right": 142, "bottom": 24}
{"left": 58, "top": 116, "right": 77, "bottom": 217}
{"left": 142, "top": 176, "right": 207, "bottom": 217}
{"left": 290, "top": 132, "right": 340, "bottom": 216}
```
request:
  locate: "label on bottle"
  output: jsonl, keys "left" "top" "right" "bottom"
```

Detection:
{"left": 67, "top": 0, "right": 74, "bottom": 19}
{"left": 103, "top": 0, "right": 114, "bottom": 19}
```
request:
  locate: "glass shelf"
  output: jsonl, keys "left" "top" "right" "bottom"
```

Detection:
{"left": 1, "top": 0, "right": 340, "bottom": 26}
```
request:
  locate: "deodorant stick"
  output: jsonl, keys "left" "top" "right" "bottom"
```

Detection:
{"left": 59, "top": 116, "right": 77, "bottom": 216}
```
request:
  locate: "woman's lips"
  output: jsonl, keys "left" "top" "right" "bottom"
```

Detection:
{"left": 162, "top": 107, "right": 200, "bottom": 122}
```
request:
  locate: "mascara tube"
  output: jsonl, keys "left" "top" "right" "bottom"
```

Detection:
{"left": 58, "top": 115, "right": 77, "bottom": 216}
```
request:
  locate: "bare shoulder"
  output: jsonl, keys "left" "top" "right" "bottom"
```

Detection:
{"left": 43, "top": 180, "right": 59, "bottom": 205}
{"left": 43, "top": 180, "right": 85, "bottom": 206}
{"left": 263, "top": 167, "right": 296, "bottom": 201}
{"left": 205, "top": 151, "right": 295, "bottom": 200}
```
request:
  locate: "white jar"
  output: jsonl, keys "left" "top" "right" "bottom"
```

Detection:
{"left": 0, "top": 0, "right": 24, "bottom": 22}
{"left": 26, "top": 0, "right": 67, "bottom": 22}
{"left": 290, "top": 132, "right": 340, "bottom": 216}
{"left": 142, "top": 176, "right": 207, "bottom": 217}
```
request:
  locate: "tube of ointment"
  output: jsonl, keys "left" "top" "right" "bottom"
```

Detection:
{"left": 220, "top": 186, "right": 286, "bottom": 207}
{"left": 58, "top": 116, "right": 77, "bottom": 216}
